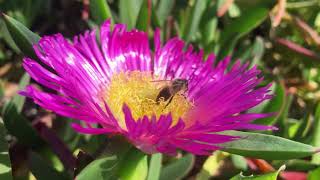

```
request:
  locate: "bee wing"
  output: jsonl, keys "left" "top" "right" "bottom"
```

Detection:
{"left": 150, "top": 79, "right": 171, "bottom": 82}
{"left": 150, "top": 79, "right": 171, "bottom": 89}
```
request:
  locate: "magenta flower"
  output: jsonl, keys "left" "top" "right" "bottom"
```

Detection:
{"left": 20, "top": 20, "right": 276, "bottom": 155}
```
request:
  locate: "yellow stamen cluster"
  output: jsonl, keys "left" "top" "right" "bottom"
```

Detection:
{"left": 104, "top": 71, "right": 193, "bottom": 129}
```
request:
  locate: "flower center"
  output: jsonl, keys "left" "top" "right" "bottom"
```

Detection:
{"left": 105, "top": 71, "right": 193, "bottom": 129}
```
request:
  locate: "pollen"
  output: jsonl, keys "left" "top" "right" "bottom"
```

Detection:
{"left": 104, "top": 71, "right": 193, "bottom": 129}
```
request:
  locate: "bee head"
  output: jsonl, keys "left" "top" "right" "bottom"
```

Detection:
{"left": 172, "top": 79, "right": 188, "bottom": 91}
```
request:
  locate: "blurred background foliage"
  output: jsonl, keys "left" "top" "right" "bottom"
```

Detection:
{"left": 1, "top": 0, "right": 320, "bottom": 179}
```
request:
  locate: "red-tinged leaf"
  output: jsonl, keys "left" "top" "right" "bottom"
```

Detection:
{"left": 276, "top": 38, "right": 320, "bottom": 61}
{"left": 217, "top": 0, "right": 234, "bottom": 17}
{"left": 293, "top": 17, "right": 320, "bottom": 47}
{"left": 280, "top": 171, "right": 307, "bottom": 180}
{"left": 246, "top": 158, "right": 258, "bottom": 170}
{"left": 231, "top": 165, "right": 285, "bottom": 180}
{"left": 249, "top": 159, "right": 275, "bottom": 173}
{"left": 271, "top": 0, "right": 286, "bottom": 27}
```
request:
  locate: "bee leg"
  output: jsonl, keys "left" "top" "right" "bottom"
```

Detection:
{"left": 181, "top": 94, "right": 187, "bottom": 100}
{"left": 178, "top": 92, "right": 187, "bottom": 100}
{"left": 164, "top": 96, "right": 174, "bottom": 108}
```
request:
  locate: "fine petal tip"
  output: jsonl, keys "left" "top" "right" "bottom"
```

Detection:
{"left": 105, "top": 18, "right": 112, "bottom": 24}
{"left": 122, "top": 103, "right": 130, "bottom": 112}
{"left": 22, "top": 57, "right": 33, "bottom": 64}
{"left": 17, "top": 90, "right": 27, "bottom": 96}
{"left": 315, "top": 148, "right": 320, "bottom": 153}
{"left": 269, "top": 126, "right": 279, "bottom": 131}
{"left": 70, "top": 123, "right": 80, "bottom": 129}
{"left": 0, "top": 12, "right": 9, "bottom": 19}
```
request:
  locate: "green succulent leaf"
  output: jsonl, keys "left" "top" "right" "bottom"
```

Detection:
{"left": 219, "top": 131, "right": 317, "bottom": 160}
{"left": 90, "top": 0, "right": 113, "bottom": 25}
{"left": 182, "top": 0, "right": 207, "bottom": 42}
{"left": 159, "top": 154, "right": 195, "bottom": 180}
{"left": 2, "top": 13, "right": 40, "bottom": 59}
{"left": 119, "top": 0, "right": 144, "bottom": 30}
{"left": 273, "top": 159, "right": 318, "bottom": 172}
{"left": 231, "top": 155, "right": 248, "bottom": 171}
{"left": 136, "top": 0, "right": 150, "bottom": 31}
{"left": 11, "top": 72, "right": 30, "bottom": 113}
{"left": 28, "top": 151, "right": 69, "bottom": 180}
{"left": 0, "top": 19, "right": 20, "bottom": 53}
{"left": 76, "top": 155, "right": 119, "bottom": 180}
{"left": 118, "top": 148, "right": 148, "bottom": 180}
{"left": 254, "top": 82, "right": 286, "bottom": 125}
{"left": 77, "top": 148, "right": 147, "bottom": 180}
{"left": 156, "top": 0, "right": 175, "bottom": 27}
{"left": 308, "top": 167, "right": 320, "bottom": 180}
{"left": 217, "top": 5, "right": 270, "bottom": 60}
{"left": 147, "top": 153, "right": 163, "bottom": 180}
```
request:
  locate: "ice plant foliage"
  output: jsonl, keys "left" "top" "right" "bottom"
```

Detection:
{"left": 20, "top": 20, "right": 276, "bottom": 155}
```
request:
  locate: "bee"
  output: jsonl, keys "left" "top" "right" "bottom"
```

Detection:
{"left": 155, "top": 79, "right": 188, "bottom": 107}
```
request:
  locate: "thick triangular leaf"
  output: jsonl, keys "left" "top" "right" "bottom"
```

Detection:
{"left": 254, "top": 82, "right": 286, "bottom": 125}
{"left": 11, "top": 73, "right": 30, "bottom": 113}
{"left": 308, "top": 167, "right": 320, "bottom": 180}
{"left": 217, "top": 5, "right": 270, "bottom": 60}
{"left": 219, "top": 131, "right": 317, "bottom": 160}
{"left": 28, "top": 151, "right": 69, "bottom": 180}
{"left": 136, "top": 0, "right": 149, "bottom": 31}
{"left": 182, "top": 0, "right": 207, "bottom": 42}
{"left": 2, "top": 13, "right": 40, "bottom": 59}
{"left": 90, "top": 0, "right": 113, "bottom": 25}
{"left": 119, "top": 0, "right": 143, "bottom": 30}
{"left": 77, "top": 148, "right": 148, "bottom": 180}
{"left": 231, "top": 155, "right": 248, "bottom": 171}
{"left": 159, "top": 154, "right": 195, "bottom": 180}
{"left": 156, "top": 0, "right": 175, "bottom": 27}
{"left": 118, "top": 148, "right": 148, "bottom": 180}
{"left": 76, "top": 155, "right": 119, "bottom": 180}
